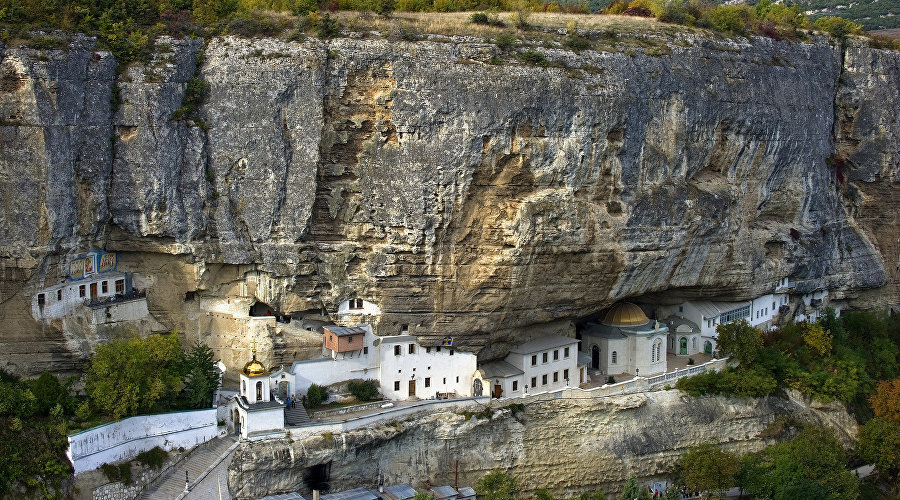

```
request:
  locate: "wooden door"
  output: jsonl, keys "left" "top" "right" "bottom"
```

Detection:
{"left": 493, "top": 384, "right": 502, "bottom": 399}
{"left": 408, "top": 380, "right": 416, "bottom": 397}
{"left": 89, "top": 282, "right": 98, "bottom": 299}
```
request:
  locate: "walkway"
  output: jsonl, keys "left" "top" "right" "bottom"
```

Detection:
{"left": 139, "top": 435, "right": 238, "bottom": 500}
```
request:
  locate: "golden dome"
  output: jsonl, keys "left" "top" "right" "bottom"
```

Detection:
{"left": 602, "top": 302, "right": 650, "bottom": 327}
{"left": 242, "top": 346, "right": 268, "bottom": 377}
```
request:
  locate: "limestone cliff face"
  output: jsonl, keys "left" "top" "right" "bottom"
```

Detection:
{"left": 0, "top": 29, "right": 897, "bottom": 374}
{"left": 226, "top": 390, "right": 858, "bottom": 499}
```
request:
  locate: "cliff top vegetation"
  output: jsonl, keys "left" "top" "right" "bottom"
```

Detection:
{"left": 0, "top": 0, "right": 895, "bottom": 69}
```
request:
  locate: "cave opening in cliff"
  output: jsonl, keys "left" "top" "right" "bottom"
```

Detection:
{"left": 249, "top": 301, "right": 290, "bottom": 323}
{"left": 303, "top": 461, "right": 332, "bottom": 492}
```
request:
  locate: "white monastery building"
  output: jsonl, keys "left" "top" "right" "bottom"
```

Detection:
{"left": 476, "top": 335, "right": 584, "bottom": 398}
{"left": 580, "top": 302, "right": 669, "bottom": 377}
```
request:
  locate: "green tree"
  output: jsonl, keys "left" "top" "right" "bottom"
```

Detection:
{"left": 618, "top": 476, "right": 651, "bottom": 500}
{"left": 305, "top": 383, "right": 327, "bottom": 408}
{"left": 800, "top": 322, "right": 832, "bottom": 356}
{"left": 715, "top": 319, "right": 763, "bottom": 366}
{"left": 857, "top": 418, "right": 900, "bottom": 488}
{"left": 86, "top": 334, "right": 184, "bottom": 419}
{"left": 535, "top": 488, "right": 556, "bottom": 500}
{"left": 348, "top": 379, "right": 380, "bottom": 401}
{"left": 182, "top": 342, "right": 220, "bottom": 409}
{"left": 475, "top": 470, "right": 518, "bottom": 500}
{"left": 677, "top": 443, "right": 740, "bottom": 499}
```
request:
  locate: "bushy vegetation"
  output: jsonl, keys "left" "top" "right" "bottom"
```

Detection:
{"left": 305, "top": 383, "right": 328, "bottom": 407}
{"left": 135, "top": 446, "right": 169, "bottom": 469}
{"left": 0, "top": 370, "right": 75, "bottom": 497}
{"left": 348, "top": 379, "right": 380, "bottom": 401}
{"left": 677, "top": 309, "right": 900, "bottom": 418}
{"left": 475, "top": 470, "right": 518, "bottom": 500}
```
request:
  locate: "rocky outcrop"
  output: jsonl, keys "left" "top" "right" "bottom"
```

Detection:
{"left": 0, "top": 27, "right": 897, "bottom": 375}
{"left": 226, "top": 390, "right": 858, "bottom": 499}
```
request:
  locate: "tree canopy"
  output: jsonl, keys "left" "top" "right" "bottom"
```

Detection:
{"left": 715, "top": 319, "right": 763, "bottom": 366}
{"left": 677, "top": 443, "right": 740, "bottom": 497}
{"left": 475, "top": 470, "right": 518, "bottom": 500}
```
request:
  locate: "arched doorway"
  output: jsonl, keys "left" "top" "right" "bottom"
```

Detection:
{"left": 256, "top": 381, "right": 263, "bottom": 401}
{"left": 679, "top": 337, "right": 688, "bottom": 355}
{"left": 591, "top": 345, "right": 600, "bottom": 370}
{"left": 233, "top": 409, "right": 241, "bottom": 435}
{"left": 279, "top": 381, "right": 289, "bottom": 399}
{"left": 704, "top": 341, "right": 713, "bottom": 355}
{"left": 473, "top": 379, "right": 483, "bottom": 397}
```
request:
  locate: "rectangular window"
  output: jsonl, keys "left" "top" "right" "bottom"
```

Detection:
{"left": 564, "top": 369, "right": 569, "bottom": 380}
{"left": 456, "top": 376, "right": 459, "bottom": 382}
{"left": 409, "top": 344, "right": 415, "bottom": 354}
{"left": 363, "top": 347, "right": 368, "bottom": 354}
{"left": 350, "top": 298, "right": 363, "bottom": 309}
{"left": 37, "top": 293, "right": 45, "bottom": 306}
{"left": 101, "top": 281, "right": 108, "bottom": 294}
{"left": 401, "top": 324, "right": 409, "bottom": 333}
{"left": 426, "top": 347, "right": 431, "bottom": 353}
{"left": 56, "top": 290, "right": 62, "bottom": 301}
{"left": 553, "top": 372, "right": 559, "bottom": 382}
{"left": 79, "top": 285, "right": 86, "bottom": 298}
{"left": 772, "top": 301, "right": 776, "bottom": 310}
{"left": 564, "top": 347, "right": 570, "bottom": 358}
{"left": 436, "top": 346, "right": 441, "bottom": 352}
{"left": 425, "top": 378, "right": 431, "bottom": 388}
{"left": 542, "top": 374, "right": 548, "bottom": 386}
{"left": 348, "top": 336, "right": 353, "bottom": 343}
{"left": 542, "top": 352, "right": 548, "bottom": 363}
{"left": 115, "top": 279, "right": 125, "bottom": 294}
{"left": 531, "top": 377, "right": 537, "bottom": 388}
{"left": 553, "top": 350, "right": 559, "bottom": 361}
{"left": 443, "top": 378, "right": 446, "bottom": 384}
{"left": 531, "top": 355, "right": 537, "bottom": 366}
{"left": 450, "top": 350, "right": 454, "bottom": 356}
{"left": 394, "top": 381, "right": 400, "bottom": 391}
{"left": 394, "top": 345, "right": 401, "bottom": 356}
{"left": 679, "top": 305, "right": 683, "bottom": 313}
{"left": 720, "top": 305, "right": 751, "bottom": 324}
{"left": 512, "top": 381, "right": 518, "bottom": 391}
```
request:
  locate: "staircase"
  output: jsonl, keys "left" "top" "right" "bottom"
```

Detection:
{"left": 285, "top": 404, "right": 310, "bottom": 426}
{"left": 140, "top": 435, "right": 238, "bottom": 500}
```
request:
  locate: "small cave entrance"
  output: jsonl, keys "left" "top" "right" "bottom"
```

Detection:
{"left": 249, "top": 301, "right": 290, "bottom": 323}
{"left": 303, "top": 461, "right": 332, "bottom": 493}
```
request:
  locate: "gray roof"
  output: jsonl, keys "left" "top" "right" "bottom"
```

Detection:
{"left": 258, "top": 494, "right": 308, "bottom": 500}
{"left": 319, "top": 488, "right": 380, "bottom": 500}
{"left": 479, "top": 360, "right": 523, "bottom": 379}
{"left": 457, "top": 487, "right": 476, "bottom": 499}
{"left": 236, "top": 396, "right": 284, "bottom": 411}
{"left": 324, "top": 326, "right": 367, "bottom": 336}
{"left": 578, "top": 351, "right": 592, "bottom": 366}
{"left": 381, "top": 484, "right": 417, "bottom": 500}
{"left": 430, "top": 486, "right": 459, "bottom": 499}
{"left": 665, "top": 315, "right": 700, "bottom": 334}
{"left": 581, "top": 324, "right": 627, "bottom": 339}
{"left": 509, "top": 335, "right": 578, "bottom": 355}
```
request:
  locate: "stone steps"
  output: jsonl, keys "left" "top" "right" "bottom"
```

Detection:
{"left": 140, "top": 435, "right": 237, "bottom": 500}
{"left": 285, "top": 404, "right": 310, "bottom": 426}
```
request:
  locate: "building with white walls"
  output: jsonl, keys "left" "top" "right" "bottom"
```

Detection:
{"left": 230, "top": 347, "right": 285, "bottom": 438}
{"left": 475, "top": 335, "right": 583, "bottom": 398}
{"left": 580, "top": 303, "right": 668, "bottom": 377}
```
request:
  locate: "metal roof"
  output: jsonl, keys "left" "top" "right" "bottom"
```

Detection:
{"left": 319, "top": 488, "right": 380, "bottom": 500}
{"left": 258, "top": 494, "right": 308, "bottom": 500}
{"left": 324, "top": 326, "right": 367, "bottom": 336}
{"left": 479, "top": 360, "right": 524, "bottom": 379}
{"left": 430, "top": 486, "right": 459, "bottom": 499}
{"left": 381, "top": 484, "right": 417, "bottom": 500}
{"left": 509, "top": 335, "right": 578, "bottom": 355}
{"left": 457, "top": 487, "right": 476, "bottom": 499}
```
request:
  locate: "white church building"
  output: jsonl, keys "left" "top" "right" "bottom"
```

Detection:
{"left": 579, "top": 302, "right": 669, "bottom": 377}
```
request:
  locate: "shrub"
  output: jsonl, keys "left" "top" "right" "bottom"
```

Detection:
{"left": 476, "top": 470, "right": 518, "bottom": 500}
{"left": 135, "top": 446, "right": 168, "bottom": 469}
{"left": 815, "top": 16, "right": 862, "bottom": 40}
{"left": 519, "top": 50, "right": 547, "bottom": 66}
{"left": 100, "top": 462, "right": 132, "bottom": 484}
{"left": 471, "top": 12, "right": 490, "bottom": 24}
{"left": 687, "top": 357, "right": 695, "bottom": 365}
{"left": 495, "top": 33, "right": 516, "bottom": 50}
{"left": 348, "top": 379, "right": 380, "bottom": 401}
{"left": 607, "top": 376, "right": 616, "bottom": 384}
{"left": 305, "top": 384, "right": 327, "bottom": 407}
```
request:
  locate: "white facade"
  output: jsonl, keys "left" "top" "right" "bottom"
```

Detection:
{"left": 32, "top": 272, "right": 133, "bottom": 320}
{"left": 337, "top": 298, "right": 382, "bottom": 317}
{"left": 378, "top": 336, "right": 477, "bottom": 400}
{"left": 508, "top": 336, "right": 580, "bottom": 394}
{"left": 581, "top": 319, "right": 668, "bottom": 377}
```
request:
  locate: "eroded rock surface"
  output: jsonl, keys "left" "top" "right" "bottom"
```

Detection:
{"left": 0, "top": 31, "right": 897, "bottom": 374}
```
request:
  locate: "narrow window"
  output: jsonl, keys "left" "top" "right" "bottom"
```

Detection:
{"left": 426, "top": 347, "right": 431, "bottom": 353}
{"left": 542, "top": 352, "right": 548, "bottom": 363}
{"left": 101, "top": 281, "right": 108, "bottom": 294}
{"left": 512, "top": 381, "right": 518, "bottom": 391}
{"left": 564, "top": 369, "right": 569, "bottom": 380}
{"left": 37, "top": 293, "right": 45, "bottom": 307}
{"left": 394, "top": 381, "right": 400, "bottom": 391}
{"left": 542, "top": 374, "right": 548, "bottom": 386}
{"left": 408, "top": 344, "right": 415, "bottom": 354}
{"left": 531, "top": 377, "right": 537, "bottom": 387}
{"left": 363, "top": 347, "right": 369, "bottom": 354}
{"left": 456, "top": 376, "right": 459, "bottom": 382}
{"left": 531, "top": 355, "right": 537, "bottom": 366}
{"left": 678, "top": 305, "right": 683, "bottom": 313}
{"left": 564, "top": 347, "right": 570, "bottom": 358}
{"left": 436, "top": 346, "right": 441, "bottom": 352}
{"left": 772, "top": 301, "right": 776, "bottom": 310}
{"left": 348, "top": 335, "right": 353, "bottom": 343}
{"left": 115, "top": 279, "right": 125, "bottom": 294}
{"left": 57, "top": 289, "right": 62, "bottom": 301}
{"left": 394, "top": 345, "right": 401, "bottom": 356}
{"left": 612, "top": 351, "right": 618, "bottom": 364}
{"left": 553, "top": 372, "right": 559, "bottom": 383}
{"left": 79, "top": 285, "right": 86, "bottom": 298}
{"left": 450, "top": 350, "right": 454, "bottom": 356}
{"left": 443, "top": 378, "right": 446, "bottom": 384}
{"left": 425, "top": 377, "right": 431, "bottom": 388}
{"left": 256, "top": 381, "right": 262, "bottom": 401}
{"left": 553, "top": 350, "right": 559, "bottom": 361}
{"left": 242, "top": 380, "right": 246, "bottom": 395}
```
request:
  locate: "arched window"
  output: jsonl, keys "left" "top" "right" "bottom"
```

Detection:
{"left": 692, "top": 338, "right": 697, "bottom": 350}
{"left": 653, "top": 339, "right": 662, "bottom": 363}
{"left": 611, "top": 351, "right": 617, "bottom": 364}
{"left": 242, "top": 380, "right": 246, "bottom": 395}
{"left": 256, "top": 381, "right": 263, "bottom": 401}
